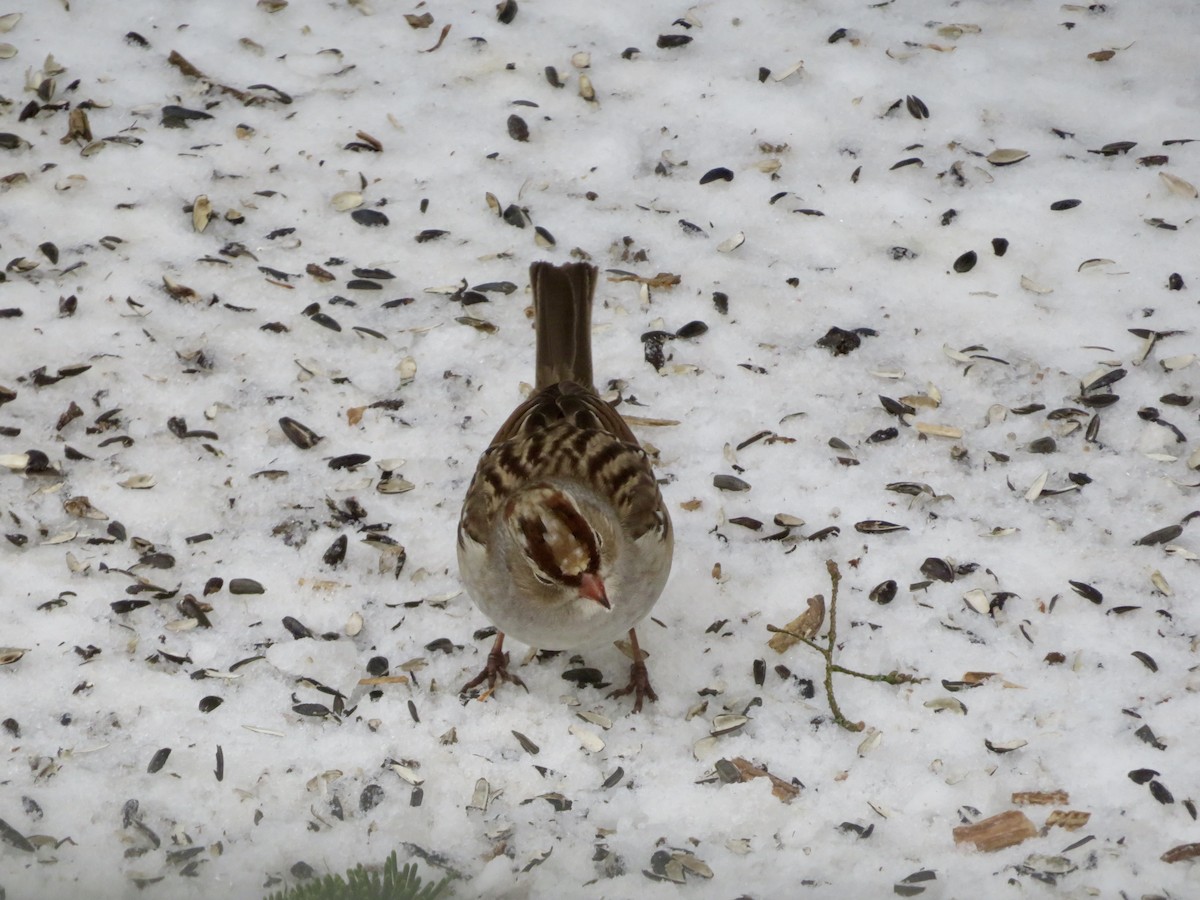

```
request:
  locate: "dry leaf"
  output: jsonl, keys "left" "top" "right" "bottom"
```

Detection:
{"left": 404, "top": 12, "right": 433, "bottom": 28}
{"left": 347, "top": 406, "right": 365, "bottom": 426}
{"left": 422, "top": 23, "right": 451, "bottom": 53}
{"left": 767, "top": 595, "right": 825, "bottom": 652}
{"left": 1088, "top": 49, "right": 1116, "bottom": 61}
{"left": 962, "top": 671, "right": 997, "bottom": 684}
{"left": 729, "top": 757, "right": 800, "bottom": 802}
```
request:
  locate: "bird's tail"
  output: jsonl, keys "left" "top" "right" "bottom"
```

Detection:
{"left": 531, "top": 260, "right": 596, "bottom": 391}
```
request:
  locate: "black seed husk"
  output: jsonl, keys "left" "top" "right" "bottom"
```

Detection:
{"left": 359, "top": 784, "right": 385, "bottom": 812}
{"left": 323, "top": 535, "right": 348, "bottom": 566}
{"left": 816, "top": 326, "right": 861, "bottom": 356}
{"left": 870, "top": 580, "right": 897, "bottom": 605}
{"left": 111, "top": 599, "right": 151, "bottom": 614}
{"left": 905, "top": 94, "right": 929, "bottom": 119}
{"left": 562, "top": 667, "right": 604, "bottom": 686}
{"left": 713, "top": 474, "right": 751, "bottom": 492}
{"left": 293, "top": 703, "right": 332, "bottom": 718}
{"left": 1150, "top": 780, "right": 1175, "bottom": 804}
{"left": 1069, "top": 580, "right": 1103, "bottom": 603}
{"left": 879, "top": 395, "right": 916, "bottom": 418}
{"left": 867, "top": 427, "right": 898, "bottom": 443}
{"left": 699, "top": 167, "right": 734, "bottom": 184}
{"left": 1135, "top": 524, "right": 1183, "bottom": 546}
{"left": 279, "top": 417, "right": 322, "bottom": 449}
{"left": 1084, "top": 368, "right": 1126, "bottom": 392}
{"left": 1132, "top": 650, "right": 1158, "bottom": 672}
{"left": 0, "top": 817, "right": 35, "bottom": 853}
{"left": 512, "top": 730, "right": 540, "bottom": 754}
{"left": 351, "top": 209, "right": 389, "bottom": 227}
{"left": 920, "top": 558, "right": 955, "bottom": 583}
{"left": 328, "top": 453, "right": 370, "bottom": 470}
{"left": 507, "top": 114, "right": 529, "bottom": 142}
{"left": 147, "top": 748, "right": 171, "bottom": 774}
{"left": 503, "top": 204, "right": 530, "bottom": 228}
{"left": 282, "top": 616, "right": 313, "bottom": 639}
{"left": 1134, "top": 724, "right": 1166, "bottom": 750}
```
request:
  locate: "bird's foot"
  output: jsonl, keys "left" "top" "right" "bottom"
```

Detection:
{"left": 460, "top": 634, "right": 528, "bottom": 701}
{"left": 607, "top": 658, "right": 658, "bottom": 713}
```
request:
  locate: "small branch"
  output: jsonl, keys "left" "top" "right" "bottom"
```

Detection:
{"left": 767, "top": 559, "right": 923, "bottom": 732}
{"left": 831, "top": 665, "right": 925, "bottom": 685}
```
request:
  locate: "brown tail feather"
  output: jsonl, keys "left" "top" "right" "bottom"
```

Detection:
{"left": 531, "top": 261, "right": 597, "bottom": 391}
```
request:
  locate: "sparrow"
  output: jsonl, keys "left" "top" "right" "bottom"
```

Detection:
{"left": 456, "top": 261, "right": 673, "bottom": 711}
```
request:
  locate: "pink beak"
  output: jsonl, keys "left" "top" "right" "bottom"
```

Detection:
{"left": 579, "top": 572, "right": 610, "bottom": 609}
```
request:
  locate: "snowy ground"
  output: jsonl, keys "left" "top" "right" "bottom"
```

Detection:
{"left": 2, "top": 1, "right": 1199, "bottom": 897}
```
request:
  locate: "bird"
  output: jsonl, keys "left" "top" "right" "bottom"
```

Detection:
{"left": 456, "top": 260, "right": 673, "bottom": 712}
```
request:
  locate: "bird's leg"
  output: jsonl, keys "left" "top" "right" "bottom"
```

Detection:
{"left": 460, "top": 632, "right": 528, "bottom": 699}
{"left": 608, "top": 628, "right": 658, "bottom": 713}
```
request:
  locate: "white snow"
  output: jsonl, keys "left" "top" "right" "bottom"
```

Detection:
{"left": 2, "top": 1, "right": 1199, "bottom": 898}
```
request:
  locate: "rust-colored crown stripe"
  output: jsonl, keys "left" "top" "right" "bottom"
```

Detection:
{"left": 515, "top": 493, "right": 599, "bottom": 588}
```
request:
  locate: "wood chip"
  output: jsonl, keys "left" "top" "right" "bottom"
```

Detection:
{"left": 1045, "top": 810, "right": 1090, "bottom": 831}
{"left": 916, "top": 422, "right": 963, "bottom": 439}
{"left": 1012, "top": 790, "right": 1068, "bottom": 806}
{"left": 1162, "top": 842, "right": 1200, "bottom": 863}
{"left": 952, "top": 810, "right": 1037, "bottom": 851}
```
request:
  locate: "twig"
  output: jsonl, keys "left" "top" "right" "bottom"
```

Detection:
{"left": 766, "top": 559, "right": 925, "bottom": 731}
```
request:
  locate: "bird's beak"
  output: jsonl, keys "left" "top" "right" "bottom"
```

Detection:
{"left": 579, "top": 572, "right": 610, "bottom": 609}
